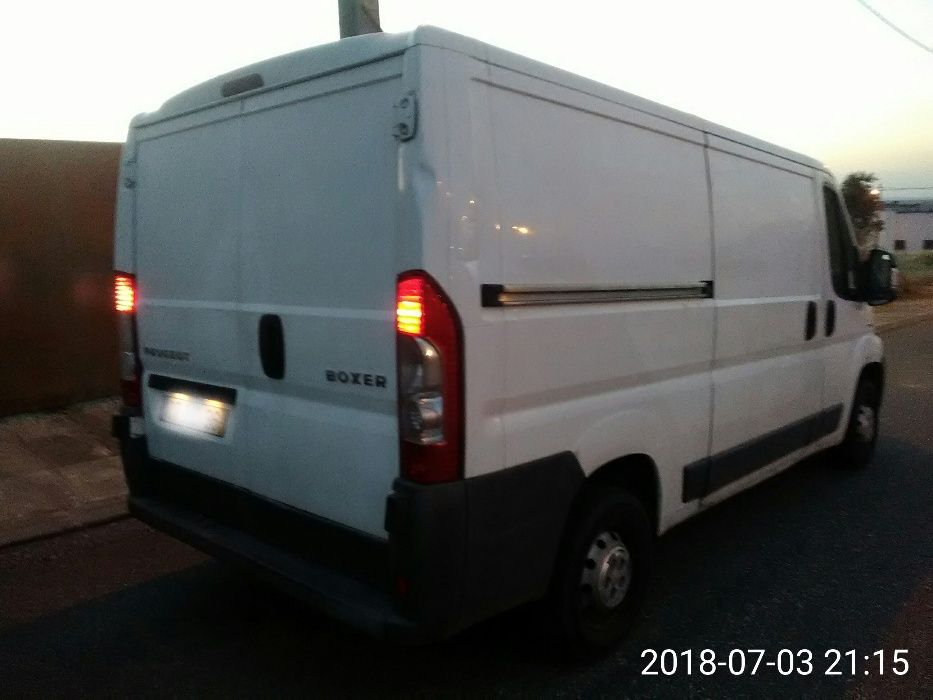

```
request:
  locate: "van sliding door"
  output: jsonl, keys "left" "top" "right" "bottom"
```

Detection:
{"left": 705, "top": 143, "right": 825, "bottom": 500}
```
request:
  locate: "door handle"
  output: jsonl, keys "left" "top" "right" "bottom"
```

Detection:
{"left": 825, "top": 299, "right": 836, "bottom": 337}
{"left": 258, "top": 314, "right": 285, "bottom": 379}
{"left": 805, "top": 301, "right": 817, "bottom": 341}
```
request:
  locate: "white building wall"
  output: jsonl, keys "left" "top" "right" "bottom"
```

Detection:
{"left": 880, "top": 210, "right": 933, "bottom": 253}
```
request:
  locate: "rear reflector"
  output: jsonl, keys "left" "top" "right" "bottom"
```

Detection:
{"left": 115, "top": 274, "right": 136, "bottom": 313}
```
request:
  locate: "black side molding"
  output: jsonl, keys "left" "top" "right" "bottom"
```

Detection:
{"left": 148, "top": 375, "right": 237, "bottom": 404}
{"left": 682, "top": 458, "right": 710, "bottom": 503}
{"left": 683, "top": 404, "right": 843, "bottom": 502}
{"left": 221, "top": 72, "right": 264, "bottom": 98}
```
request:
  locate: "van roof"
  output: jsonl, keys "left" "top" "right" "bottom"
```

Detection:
{"left": 136, "top": 25, "right": 825, "bottom": 173}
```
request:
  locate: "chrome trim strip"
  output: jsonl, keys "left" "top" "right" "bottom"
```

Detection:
{"left": 481, "top": 282, "right": 713, "bottom": 307}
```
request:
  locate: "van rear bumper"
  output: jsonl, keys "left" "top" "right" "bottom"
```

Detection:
{"left": 114, "top": 421, "right": 584, "bottom": 642}
{"left": 129, "top": 493, "right": 418, "bottom": 638}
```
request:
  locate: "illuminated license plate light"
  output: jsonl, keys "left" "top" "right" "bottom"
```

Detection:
{"left": 161, "top": 392, "right": 229, "bottom": 437}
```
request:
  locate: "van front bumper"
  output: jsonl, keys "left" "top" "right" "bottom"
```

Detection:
{"left": 114, "top": 418, "right": 583, "bottom": 642}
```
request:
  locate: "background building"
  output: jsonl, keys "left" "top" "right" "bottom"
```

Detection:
{"left": 879, "top": 198, "right": 933, "bottom": 253}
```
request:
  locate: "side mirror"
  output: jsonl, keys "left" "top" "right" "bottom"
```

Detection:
{"left": 862, "top": 249, "right": 896, "bottom": 306}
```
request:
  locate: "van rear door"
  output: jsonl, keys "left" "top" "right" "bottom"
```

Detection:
{"left": 135, "top": 107, "right": 252, "bottom": 490}
{"left": 235, "top": 63, "right": 403, "bottom": 538}
{"left": 135, "top": 59, "right": 405, "bottom": 538}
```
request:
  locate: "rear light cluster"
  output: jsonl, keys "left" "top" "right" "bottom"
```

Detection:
{"left": 114, "top": 274, "right": 136, "bottom": 312}
{"left": 115, "top": 273, "right": 142, "bottom": 411}
{"left": 395, "top": 271, "right": 464, "bottom": 484}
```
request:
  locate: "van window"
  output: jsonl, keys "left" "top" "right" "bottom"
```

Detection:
{"left": 822, "top": 186, "right": 859, "bottom": 300}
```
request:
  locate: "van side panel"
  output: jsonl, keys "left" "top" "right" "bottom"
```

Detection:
{"left": 485, "top": 75, "right": 711, "bottom": 288}
{"left": 705, "top": 142, "right": 823, "bottom": 502}
{"left": 429, "top": 50, "right": 509, "bottom": 480}
{"left": 483, "top": 68, "right": 714, "bottom": 530}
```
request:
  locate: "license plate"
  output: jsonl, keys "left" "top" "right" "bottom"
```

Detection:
{"left": 161, "top": 392, "right": 229, "bottom": 437}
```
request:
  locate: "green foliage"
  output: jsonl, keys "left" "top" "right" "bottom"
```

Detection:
{"left": 895, "top": 252, "right": 933, "bottom": 295}
{"left": 899, "top": 251, "right": 933, "bottom": 274}
{"left": 841, "top": 172, "right": 884, "bottom": 248}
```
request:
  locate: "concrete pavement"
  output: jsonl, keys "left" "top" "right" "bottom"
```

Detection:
{"left": 0, "top": 398, "right": 126, "bottom": 547}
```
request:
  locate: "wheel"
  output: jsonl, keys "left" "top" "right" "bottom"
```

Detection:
{"left": 834, "top": 375, "right": 881, "bottom": 469}
{"left": 548, "top": 486, "right": 653, "bottom": 656}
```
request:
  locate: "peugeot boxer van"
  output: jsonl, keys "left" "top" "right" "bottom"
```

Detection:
{"left": 112, "top": 26, "right": 895, "bottom": 652}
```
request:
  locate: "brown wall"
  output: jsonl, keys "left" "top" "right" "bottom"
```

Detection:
{"left": 0, "top": 139, "right": 122, "bottom": 416}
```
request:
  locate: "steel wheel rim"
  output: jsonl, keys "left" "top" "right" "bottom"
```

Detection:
{"left": 580, "top": 530, "right": 632, "bottom": 610}
{"left": 855, "top": 403, "right": 876, "bottom": 443}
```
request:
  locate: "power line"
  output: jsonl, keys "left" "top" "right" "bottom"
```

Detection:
{"left": 854, "top": 0, "right": 933, "bottom": 55}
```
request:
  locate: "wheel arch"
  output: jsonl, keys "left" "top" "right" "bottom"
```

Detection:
{"left": 580, "top": 454, "right": 661, "bottom": 536}
{"left": 860, "top": 360, "right": 885, "bottom": 400}
{"left": 850, "top": 333, "right": 884, "bottom": 397}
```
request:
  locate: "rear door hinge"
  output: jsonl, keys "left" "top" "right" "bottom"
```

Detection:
{"left": 392, "top": 92, "right": 417, "bottom": 141}
{"left": 122, "top": 157, "right": 137, "bottom": 189}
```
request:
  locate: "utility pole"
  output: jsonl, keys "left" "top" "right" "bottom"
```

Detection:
{"left": 339, "top": 0, "right": 382, "bottom": 38}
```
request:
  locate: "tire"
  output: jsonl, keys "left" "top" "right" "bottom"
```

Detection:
{"left": 548, "top": 486, "right": 653, "bottom": 656}
{"left": 834, "top": 375, "right": 881, "bottom": 470}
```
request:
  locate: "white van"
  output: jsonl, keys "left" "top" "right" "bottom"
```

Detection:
{"left": 112, "top": 26, "right": 895, "bottom": 652}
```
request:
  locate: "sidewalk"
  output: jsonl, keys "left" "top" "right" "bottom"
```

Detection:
{"left": 0, "top": 398, "right": 126, "bottom": 547}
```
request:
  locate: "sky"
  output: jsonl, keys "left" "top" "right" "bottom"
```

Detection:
{"left": 2, "top": 0, "right": 931, "bottom": 196}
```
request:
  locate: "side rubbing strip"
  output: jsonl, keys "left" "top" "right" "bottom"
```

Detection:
{"left": 682, "top": 458, "right": 710, "bottom": 503}
{"left": 481, "top": 281, "right": 713, "bottom": 307}
{"left": 681, "top": 404, "right": 844, "bottom": 502}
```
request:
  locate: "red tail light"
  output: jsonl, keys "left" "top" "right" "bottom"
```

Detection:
{"left": 396, "top": 276, "right": 424, "bottom": 336}
{"left": 396, "top": 271, "right": 463, "bottom": 484}
{"left": 115, "top": 272, "right": 142, "bottom": 410}
{"left": 114, "top": 274, "right": 136, "bottom": 313}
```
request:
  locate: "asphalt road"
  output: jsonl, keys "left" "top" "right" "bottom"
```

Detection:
{"left": 1, "top": 320, "right": 931, "bottom": 699}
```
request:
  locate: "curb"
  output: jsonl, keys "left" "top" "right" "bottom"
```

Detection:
{"left": 0, "top": 506, "right": 130, "bottom": 551}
